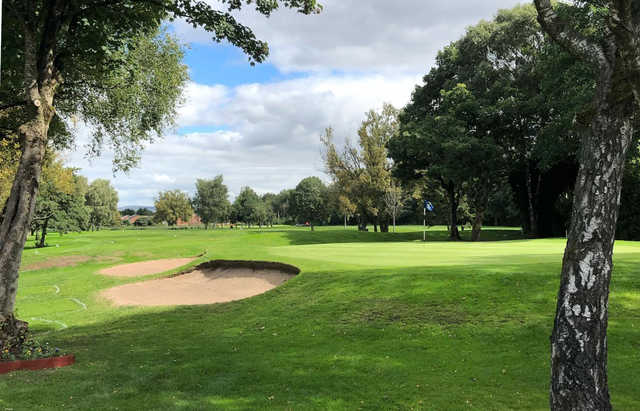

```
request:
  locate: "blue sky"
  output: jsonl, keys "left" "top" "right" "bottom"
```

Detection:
{"left": 66, "top": 0, "right": 524, "bottom": 207}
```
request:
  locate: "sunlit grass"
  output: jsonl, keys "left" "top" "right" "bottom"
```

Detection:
{"left": 2, "top": 227, "right": 639, "bottom": 410}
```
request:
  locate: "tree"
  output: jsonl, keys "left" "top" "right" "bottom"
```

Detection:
{"left": 384, "top": 182, "right": 404, "bottom": 233}
{"left": 232, "top": 187, "right": 262, "bottom": 227}
{"left": 390, "top": 80, "right": 504, "bottom": 241}
{"left": 154, "top": 190, "right": 192, "bottom": 227}
{"left": 121, "top": 208, "right": 136, "bottom": 217}
{"left": 261, "top": 193, "right": 278, "bottom": 227}
{"left": 85, "top": 179, "right": 119, "bottom": 230}
{"left": 272, "top": 189, "right": 294, "bottom": 224}
{"left": 136, "top": 208, "right": 154, "bottom": 216}
{"left": 0, "top": 0, "right": 321, "bottom": 341}
{"left": 192, "top": 176, "right": 230, "bottom": 229}
{"left": 290, "top": 177, "right": 327, "bottom": 231}
{"left": 322, "top": 104, "right": 399, "bottom": 232}
{"left": 533, "top": 1, "right": 640, "bottom": 408}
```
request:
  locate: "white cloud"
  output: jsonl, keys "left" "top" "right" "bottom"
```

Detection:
{"left": 66, "top": 73, "right": 418, "bottom": 205}
{"left": 65, "top": 0, "right": 528, "bottom": 206}
{"left": 152, "top": 174, "right": 176, "bottom": 184}
{"left": 172, "top": 0, "right": 524, "bottom": 73}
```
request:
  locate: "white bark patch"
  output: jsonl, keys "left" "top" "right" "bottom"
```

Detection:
{"left": 583, "top": 217, "right": 601, "bottom": 242}
{"left": 572, "top": 304, "right": 582, "bottom": 316}
{"left": 568, "top": 274, "right": 578, "bottom": 294}
{"left": 583, "top": 305, "right": 592, "bottom": 319}
{"left": 578, "top": 251, "right": 596, "bottom": 289}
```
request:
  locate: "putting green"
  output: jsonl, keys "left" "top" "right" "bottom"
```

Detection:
{"left": 270, "top": 239, "right": 640, "bottom": 267}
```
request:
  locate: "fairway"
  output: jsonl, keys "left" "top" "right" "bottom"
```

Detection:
{"left": 2, "top": 227, "right": 640, "bottom": 410}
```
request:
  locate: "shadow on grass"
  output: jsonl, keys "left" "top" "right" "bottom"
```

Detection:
{"left": 257, "top": 228, "right": 524, "bottom": 246}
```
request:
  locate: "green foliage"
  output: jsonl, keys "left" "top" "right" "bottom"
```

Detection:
{"left": 322, "top": 104, "right": 399, "bottom": 231}
{"left": 136, "top": 208, "right": 154, "bottom": 216}
{"left": 1, "top": 0, "right": 320, "bottom": 171}
{"left": 154, "top": 190, "right": 193, "bottom": 226}
{"left": 121, "top": 209, "right": 136, "bottom": 217}
{"left": 291, "top": 176, "right": 328, "bottom": 229}
{"left": 192, "top": 176, "right": 231, "bottom": 228}
{"left": 231, "top": 187, "right": 270, "bottom": 226}
{"left": 85, "top": 179, "right": 119, "bottom": 230}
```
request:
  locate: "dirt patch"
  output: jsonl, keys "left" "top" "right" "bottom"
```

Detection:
{"left": 99, "top": 258, "right": 196, "bottom": 277}
{"left": 101, "top": 260, "right": 299, "bottom": 307}
{"left": 22, "top": 255, "right": 91, "bottom": 271}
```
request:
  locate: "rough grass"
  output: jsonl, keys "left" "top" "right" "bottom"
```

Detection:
{"left": 1, "top": 226, "right": 639, "bottom": 410}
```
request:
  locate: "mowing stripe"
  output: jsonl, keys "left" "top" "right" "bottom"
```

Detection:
{"left": 71, "top": 298, "right": 87, "bottom": 310}
{"left": 30, "top": 317, "right": 68, "bottom": 331}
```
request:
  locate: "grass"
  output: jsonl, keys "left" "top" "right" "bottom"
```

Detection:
{"left": 1, "top": 226, "right": 640, "bottom": 410}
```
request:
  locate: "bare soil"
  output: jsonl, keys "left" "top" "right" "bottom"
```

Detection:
{"left": 98, "top": 258, "right": 196, "bottom": 277}
{"left": 101, "top": 266, "right": 295, "bottom": 306}
{"left": 22, "top": 255, "right": 92, "bottom": 271}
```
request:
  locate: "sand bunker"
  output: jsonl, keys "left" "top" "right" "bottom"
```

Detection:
{"left": 101, "top": 260, "right": 300, "bottom": 307}
{"left": 99, "top": 258, "right": 196, "bottom": 277}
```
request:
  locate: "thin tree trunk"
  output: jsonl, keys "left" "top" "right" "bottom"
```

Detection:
{"left": 38, "top": 218, "right": 49, "bottom": 248}
{"left": 525, "top": 162, "right": 539, "bottom": 237}
{"left": 471, "top": 209, "right": 484, "bottom": 242}
{"left": 550, "top": 86, "right": 633, "bottom": 408}
{"left": 393, "top": 212, "right": 396, "bottom": 232}
{"left": 448, "top": 185, "right": 460, "bottom": 240}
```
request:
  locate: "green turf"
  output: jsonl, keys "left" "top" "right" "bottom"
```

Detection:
{"left": 1, "top": 227, "right": 639, "bottom": 410}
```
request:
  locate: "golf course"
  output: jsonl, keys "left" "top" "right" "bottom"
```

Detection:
{"left": 1, "top": 227, "right": 639, "bottom": 410}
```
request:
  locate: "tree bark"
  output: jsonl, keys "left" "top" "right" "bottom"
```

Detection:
{"left": 533, "top": 1, "right": 640, "bottom": 408}
{"left": 0, "top": 114, "right": 50, "bottom": 322}
{"left": 525, "top": 162, "right": 538, "bottom": 237}
{"left": 38, "top": 217, "right": 49, "bottom": 248}
{"left": 471, "top": 208, "right": 484, "bottom": 242}
{"left": 0, "top": 23, "right": 58, "bottom": 327}
{"left": 447, "top": 185, "right": 460, "bottom": 240}
{"left": 550, "top": 106, "right": 632, "bottom": 411}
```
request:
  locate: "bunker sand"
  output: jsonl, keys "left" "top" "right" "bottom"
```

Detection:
{"left": 101, "top": 266, "right": 295, "bottom": 306}
{"left": 99, "top": 258, "right": 196, "bottom": 277}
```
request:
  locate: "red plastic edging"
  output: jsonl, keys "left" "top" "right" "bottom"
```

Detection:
{"left": 0, "top": 354, "right": 75, "bottom": 374}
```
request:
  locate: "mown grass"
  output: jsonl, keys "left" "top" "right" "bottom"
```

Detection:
{"left": 1, "top": 226, "right": 639, "bottom": 410}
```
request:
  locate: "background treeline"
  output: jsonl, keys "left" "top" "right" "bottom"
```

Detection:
{"left": 0, "top": 153, "right": 120, "bottom": 248}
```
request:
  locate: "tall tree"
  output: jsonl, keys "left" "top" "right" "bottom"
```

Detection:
{"left": 192, "top": 176, "right": 230, "bottom": 229}
{"left": 154, "top": 190, "right": 192, "bottom": 227}
{"left": 322, "top": 103, "right": 399, "bottom": 232}
{"left": 533, "top": 1, "right": 640, "bottom": 408}
{"left": 291, "top": 176, "right": 328, "bottom": 231}
{"left": 232, "top": 187, "right": 262, "bottom": 227}
{"left": 0, "top": 0, "right": 320, "bottom": 340}
{"left": 384, "top": 182, "right": 404, "bottom": 233}
{"left": 85, "top": 179, "right": 119, "bottom": 230}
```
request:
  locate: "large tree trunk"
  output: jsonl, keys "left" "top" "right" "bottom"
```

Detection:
{"left": 0, "top": 115, "right": 50, "bottom": 324}
{"left": 550, "top": 79, "right": 633, "bottom": 409}
{"left": 0, "top": 24, "right": 58, "bottom": 332}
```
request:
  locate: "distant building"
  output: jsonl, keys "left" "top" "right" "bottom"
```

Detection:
{"left": 177, "top": 214, "right": 202, "bottom": 227}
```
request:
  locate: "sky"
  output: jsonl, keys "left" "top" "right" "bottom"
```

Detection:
{"left": 65, "top": 0, "right": 525, "bottom": 207}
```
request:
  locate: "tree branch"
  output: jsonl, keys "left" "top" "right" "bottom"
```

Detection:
{"left": 533, "top": 0, "right": 610, "bottom": 69}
